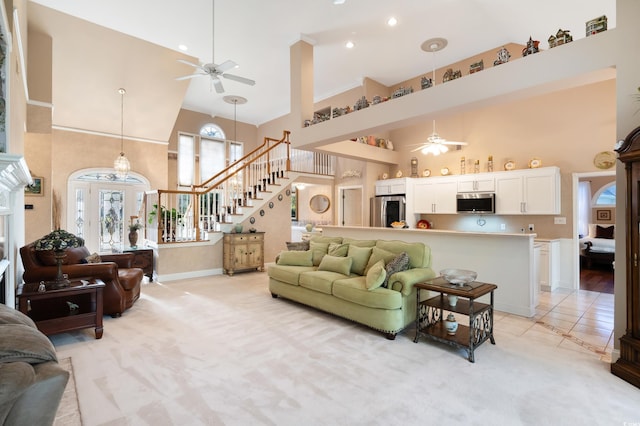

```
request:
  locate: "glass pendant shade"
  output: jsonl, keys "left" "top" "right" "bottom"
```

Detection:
{"left": 114, "top": 152, "right": 130, "bottom": 178}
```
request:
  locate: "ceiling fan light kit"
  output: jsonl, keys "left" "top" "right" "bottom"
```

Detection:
{"left": 176, "top": 0, "right": 255, "bottom": 94}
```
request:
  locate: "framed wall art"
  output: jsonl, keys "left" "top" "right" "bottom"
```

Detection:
{"left": 596, "top": 209, "right": 611, "bottom": 221}
{"left": 24, "top": 177, "right": 44, "bottom": 196}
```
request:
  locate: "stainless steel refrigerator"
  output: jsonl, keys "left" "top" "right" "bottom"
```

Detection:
{"left": 370, "top": 195, "right": 406, "bottom": 227}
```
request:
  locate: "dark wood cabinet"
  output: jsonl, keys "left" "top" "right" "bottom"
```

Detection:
{"left": 612, "top": 126, "right": 640, "bottom": 388}
{"left": 124, "top": 248, "right": 154, "bottom": 281}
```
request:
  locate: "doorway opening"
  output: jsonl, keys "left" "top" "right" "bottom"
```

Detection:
{"left": 67, "top": 169, "right": 150, "bottom": 254}
{"left": 338, "top": 185, "right": 363, "bottom": 226}
{"left": 573, "top": 171, "right": 615, "bottom": 294}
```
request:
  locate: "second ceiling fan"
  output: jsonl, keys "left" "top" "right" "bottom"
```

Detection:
{"left": 176, "top": 0, "right": 255, "bottom": 93}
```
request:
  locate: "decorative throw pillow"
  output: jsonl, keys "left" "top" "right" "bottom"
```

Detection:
{"left": 318, "top": 255, "right": 353, "bottom": 276}
{"left": 328, "top": 243, "right": 349, "bottom": 257}
{"left": 384, "top": 252, "right": 410, "bottom": 288}
{"left": 286, "top": 241, "right": 310, "bottom": 251}
{"left": 595, "top": 225, "right": 614, "bottom": 239}
{"left": 309, "top": 241, "right": 330, "bottom": 266}
{"left": 347, "top": 245, "right": 373, "bottom": 276}
{"left": 276, "top": 250, "right": 313, "bottom": 266}
{"left": 83, "top": 252, "right": 102, "bottom": 264}
{"left": 364, "top": 247, "right": 397, "bottom": 274}
{"left": 365, "top": 259, "right": 387, "bottom": 290}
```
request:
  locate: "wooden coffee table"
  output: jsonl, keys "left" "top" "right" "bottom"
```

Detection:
{"left": 17, "top": 278, "right": 105, "bottom": 339}
{"left": 414, "top": 277, "right": 497, "bottom": 362}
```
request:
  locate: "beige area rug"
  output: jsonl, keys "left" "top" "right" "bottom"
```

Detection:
{"left": 50, "top": 273, "right": 640, "bottom": 425}
{"left": 54, "top": 357, "right": 82, "bottom": 426}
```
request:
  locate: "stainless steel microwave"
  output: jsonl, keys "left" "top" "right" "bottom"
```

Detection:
{"left": 456, "top": 193, "right": 495, "bottom": 214}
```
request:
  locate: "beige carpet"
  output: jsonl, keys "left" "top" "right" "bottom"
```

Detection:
{"left": 54, "top": 357, "right": 81, "bottom": 426}
{"left": 50, "top": 273, "right": 640, "bottom": 425}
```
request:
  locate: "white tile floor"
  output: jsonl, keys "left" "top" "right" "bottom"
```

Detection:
{"left": 494, "top": 289, "right": 615, "bottom": 362}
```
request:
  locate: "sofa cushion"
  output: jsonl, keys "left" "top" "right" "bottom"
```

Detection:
{"left": 0, "top": 324, "right": 58, "bottom": 364}
{"left": 310, "top": 241, "right": 330, "bottom": 266}
{"left": 364, "top": 247, "right": 398, "bottom": 274}
{"left": 268, "top": 264, "right": 316, "bottom": 285}
{"left": 277, "top": 250, "right": 313, "bottom": 266}
{"left": 375, "top": 240, "right": 428, "bottom": 269}
{"left": 328, "top": 243, "right": 349, "bottom": 257}
{"left": 384, "top": 252, "right": 410, "bottom": 288}
{"left": 319, "top": 255, "right": 353, "bottom": 276}
{"left": 0, "top": 306, "right": 36, "bottom": 328}
{"left": 286, "top": 241, "right": 310, "bottom": 251}
{"left": 347, "top": 245, "right": 372, "bottom": 275}
{"left": 343, "top": 238, "right": 376, "bottom": 247}
{"left": 299, "top": 270, "right": 347, "bottom": 294}
{"left": 332, "top": 277, "right": 403, "bottom": 310}
{"left": 83, "top": 252, "right": 102, "bottom": 264}
{"left": 310, "top": 236, "right": 343, "bottom": 245}
{"left": 366, "top": 260, "right": 387, "bottom": 290}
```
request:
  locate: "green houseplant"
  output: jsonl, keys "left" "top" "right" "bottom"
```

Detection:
{"left": 148, "top": 204, "right": 179, "bottom": 242}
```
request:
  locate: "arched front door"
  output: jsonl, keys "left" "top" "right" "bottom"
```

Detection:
{"left": 67, "top": 169, "right": 150, "bottom": 254}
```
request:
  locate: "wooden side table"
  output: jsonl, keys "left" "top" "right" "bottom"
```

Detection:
{"left": 17, "top": 279, "right": 105, "bottom": 339}
{"left": 124, "top": 248, "right": 154, "bottom": 281}
{"left": 414, "top": 277, "right": 497, "bottom": 362}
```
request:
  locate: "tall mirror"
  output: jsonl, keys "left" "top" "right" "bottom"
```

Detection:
{"left": 309, "top": 194, "right": 330, "bottom": 214}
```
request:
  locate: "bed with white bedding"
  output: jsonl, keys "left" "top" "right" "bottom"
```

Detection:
{"left": 580, "top": 224, "right": 615, "bottom": 268}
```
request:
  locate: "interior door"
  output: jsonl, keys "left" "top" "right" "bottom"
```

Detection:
{"left": 341, "top": 187, "right": 362, "bottom": 226}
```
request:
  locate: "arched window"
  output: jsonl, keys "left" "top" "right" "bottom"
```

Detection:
{"left": 593, "top": 182, "right": 616, "bottom": 207}
{"left": 200, "top": 123, "right": 225, "bottom": 139}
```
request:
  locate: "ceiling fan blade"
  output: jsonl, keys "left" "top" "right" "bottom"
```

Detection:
{"left": 176, "top": 73, "right": 206, "bottom": 81}
{"left": 222, "top": 73, "right": 256, "bottom": 86}
{"left": 212, "top": 77, "right": 225, "bottom": 93}
{"left": 177, "top": 59, "right": 203, "bottom": 69}
{"left": 441, "top": 141, "right": 468, "bottom": 146}
{"left": 216, "top": 60, "right": 238, "bottom": 73}
{"left": 411, "top": 145, "right": 428, "bottom": 152}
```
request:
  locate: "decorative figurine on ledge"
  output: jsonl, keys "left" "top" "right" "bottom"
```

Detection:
{"left": 442, "top": 68, "right": 462, "bottom": 83}
{"left": 469, "top": 59, "right": 484, "bottom": 74}
{"left": 391, "top": 86, "right": 413, "bottom": 98}
{"left": 522, "top": 36, "right": 540, "bottom": 57}
{"left": 493, "top": 46, "right": 511, "bottom": 66}
{"left": 586, "top": 15, "right": 607, "bottom": 36}
{"left": 353, "top": 96, "right": 370, "bottom": 111}
{"left": 421, "top": 76, "right": 433, "bottom": 90}
{"left": 548, "top": 29, "right": 573, "bottom": 48}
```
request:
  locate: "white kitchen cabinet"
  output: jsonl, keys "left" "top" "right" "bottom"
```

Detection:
{"left": 413, "top": 178, "right": 457, "bottom": 214}
{"left": 495, "top": 167, "right": 560, "bottom": 215}
{"left": 457, "top": 175, "right": 495, "bottom": 193}
{"left": 536, "top": 239, "right": 559, "bottom": 291}
{"left": 375, "top": 177, "right": 409, "bottom": 196}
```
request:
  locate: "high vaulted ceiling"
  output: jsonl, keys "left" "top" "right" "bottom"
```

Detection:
{"left": 27, "top": 0, "right": 615, "bottom": 140}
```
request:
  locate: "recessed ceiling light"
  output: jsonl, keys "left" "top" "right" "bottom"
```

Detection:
{"left": 333, "top": 0, "right": 346, "bottom": 4}
{"left": 387, "top": 17, "right": 397, "bottom": 26}
{"left": 345, "top": 41, "right": 355, "bottom": 49}
{"left": 178, "top": 44, "right": 188, "bottom": 51}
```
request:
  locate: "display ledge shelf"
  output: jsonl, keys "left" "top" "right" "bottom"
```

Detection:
{"left": 293, "top": 29, "right": 617, "bottom": 150}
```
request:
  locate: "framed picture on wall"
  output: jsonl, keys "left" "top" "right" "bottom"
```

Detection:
{"left": 596, "top": 209, "right": 611, "bottom": 221}
{"left": 24, "top": 177, "right": 44, "bottom": 196}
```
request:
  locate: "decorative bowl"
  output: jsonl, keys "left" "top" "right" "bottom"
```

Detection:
{"left": 440, "top": 268, "right": 477, "bottom": 285}
{"left": 390, "top": 222, "right": 405, "bottom": 229}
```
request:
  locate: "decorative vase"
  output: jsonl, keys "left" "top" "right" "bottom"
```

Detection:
{"left": 444, "top": 313, "right": 458, "bottom": 335}
{"left": 305, "top": 223, "right": 313, "bottom": 232}
{"left": 234, "top": 224, "right": 243, "bottom": 233}
{"left": 128, "top": 230, "right": 138, "bottom": 248}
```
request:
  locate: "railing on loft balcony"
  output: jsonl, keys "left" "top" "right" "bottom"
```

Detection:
{"left": 143, "top": 130, "right": 335, "bottom": 244}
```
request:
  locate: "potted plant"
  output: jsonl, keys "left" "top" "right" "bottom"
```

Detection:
{"left": 128, "top": 222, "right": 143, "bottom": 248}
{"left": 148, "top": 204, "right": 179, "bottom": 242}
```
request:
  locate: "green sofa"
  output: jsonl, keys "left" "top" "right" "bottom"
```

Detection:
{"left": 268, "top": 236, "right": 436, "bottom": 339}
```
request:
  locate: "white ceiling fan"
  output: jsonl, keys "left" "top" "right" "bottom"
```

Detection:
{"left": 176, "top": 0, "right": 255, "bottom": 94}
{"left": 411, "top": 120, "right": 468, "bottom": 155}
{"left": 410, "top": 38, "right": 468, "bottom": 155}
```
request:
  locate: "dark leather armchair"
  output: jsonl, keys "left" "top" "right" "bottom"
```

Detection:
{"left": 20, "top": 243, "right": 143, "bottom": 317}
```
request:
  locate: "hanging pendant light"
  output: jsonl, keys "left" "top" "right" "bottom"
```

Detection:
{"left": 114, "top": 88, "right": 130, "bottom": 179}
